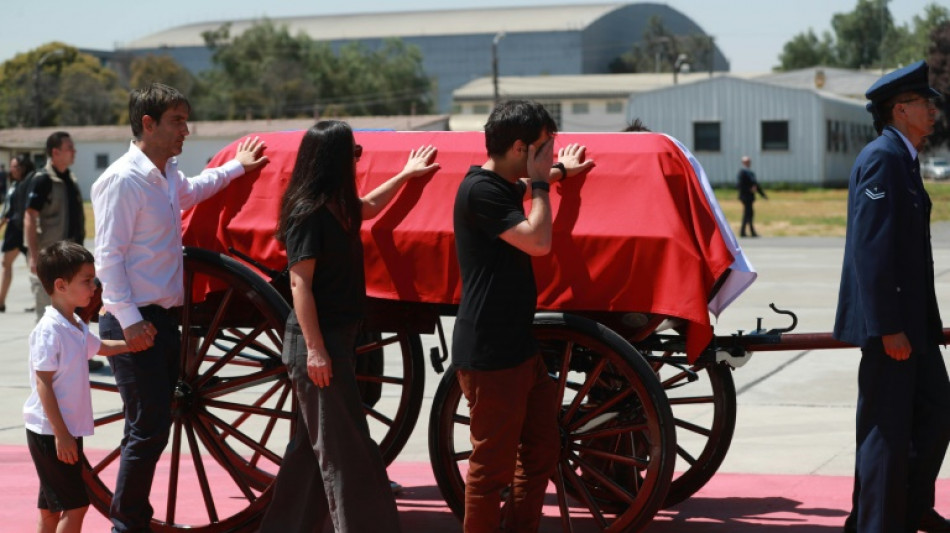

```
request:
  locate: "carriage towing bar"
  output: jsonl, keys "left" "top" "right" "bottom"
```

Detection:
{"left": 639, "top": 303, "right": 950, "bottom": 370}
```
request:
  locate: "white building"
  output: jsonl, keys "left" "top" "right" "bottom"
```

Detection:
{"left": 449, "top": 68, "right": 883, "bottom": 186}
{"left": 627, "top": 76, "right": 872, "bottom": 187}
{"left": 449, "top": 72, "right": 743, "bottom": 132}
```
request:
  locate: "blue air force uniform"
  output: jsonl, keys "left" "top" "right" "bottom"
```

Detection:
{"left": 834, "top": 60, "right": 950, "bottom": 533}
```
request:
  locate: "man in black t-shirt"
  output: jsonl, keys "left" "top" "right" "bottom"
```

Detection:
{"left": 452, "top": 100, "right": 593, "bottom": 533}
{"left": 24, "top": 131, "right": 85, "bottom": 321}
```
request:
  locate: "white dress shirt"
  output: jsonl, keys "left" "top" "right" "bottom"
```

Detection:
{"left": 92, "top": 142, "right": 244, "bottom": 329}
{"left": 23, "top": 306, "right": 101, "bottom": 437}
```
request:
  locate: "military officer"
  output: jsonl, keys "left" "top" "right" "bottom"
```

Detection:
{"left": 835, "top": 60, "right": 950, "bottom": 533}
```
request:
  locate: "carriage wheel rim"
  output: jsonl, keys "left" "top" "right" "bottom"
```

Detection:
{"left": 428, "top": 313, "right": 675, "bottom": 532}
{"left": 85, "top": 250, "right": 292, "bottom": 532}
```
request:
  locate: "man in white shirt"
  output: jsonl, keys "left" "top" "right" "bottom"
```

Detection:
{"left": 91, "top": 82, "right": 268, "bottom": 533}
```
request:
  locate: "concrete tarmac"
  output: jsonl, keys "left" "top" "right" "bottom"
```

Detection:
{"left": 2, "top": 231, "right": 950, "bottom": 530}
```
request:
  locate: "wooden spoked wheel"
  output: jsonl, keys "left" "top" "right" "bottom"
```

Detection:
{"left": 428, "top": 313, "right": 676, "bottom": 532}
{"left": 354, "top": 330, "right": 425, "bottom": 465}
{"left": 646, "top": 353, "right": 737, "bottom": 507}
{"left": 85, "top": 248, "right": 292, "bottom": 532}
{"left": 83, "top": 248, "right": 432, "bottom": 530}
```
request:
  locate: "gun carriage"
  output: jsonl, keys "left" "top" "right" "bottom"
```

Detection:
{"left": 79, "top": 130, "right": 863, "bottom": 532}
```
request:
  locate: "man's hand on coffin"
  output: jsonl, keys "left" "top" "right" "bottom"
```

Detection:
{"left": 556, "top": 143, "right": 595, "bottom": 181}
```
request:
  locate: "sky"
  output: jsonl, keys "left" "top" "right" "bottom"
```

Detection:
{"left": 0, "top": 0, "right": 939, "bottom": 72}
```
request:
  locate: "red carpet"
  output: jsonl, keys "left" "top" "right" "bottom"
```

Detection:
{"left": 3, "top": 445, "right": 947, "bottom": 532}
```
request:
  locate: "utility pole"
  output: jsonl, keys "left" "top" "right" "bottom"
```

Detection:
{"left": 879, "top": 0, "right": 890, "bottom": 73}
{"left": 492, "top": 32, "right": 505, "bottom": 104}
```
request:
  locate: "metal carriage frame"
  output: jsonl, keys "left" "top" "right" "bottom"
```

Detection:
{"left": 82, "top": 246, "right": 800, "bottom": 532}
{"left": 79, "top": 129, "right": 855, "bottom": 532}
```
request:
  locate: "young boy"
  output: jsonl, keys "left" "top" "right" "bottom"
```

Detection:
{"left": 22, "top": 241, "right": 145, "bottom": 533}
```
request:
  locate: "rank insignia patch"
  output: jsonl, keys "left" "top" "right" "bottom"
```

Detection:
{"left": 865, "top": 186, "right": 885, "bottom": 200}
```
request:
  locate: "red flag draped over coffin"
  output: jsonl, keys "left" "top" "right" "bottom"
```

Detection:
{"left": 182, "top": 130, "right": 735, "bottom": 360}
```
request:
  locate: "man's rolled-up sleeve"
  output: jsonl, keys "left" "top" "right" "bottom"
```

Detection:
{"left": 177, "top": 160, "right": 245, "bottom": 211}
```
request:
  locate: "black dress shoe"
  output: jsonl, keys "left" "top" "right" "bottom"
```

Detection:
{"left": 842, "top": 513, "right": 856, "bottom": 533}
{"left": 919, "top": 509, "right": 950, "bottom": 533}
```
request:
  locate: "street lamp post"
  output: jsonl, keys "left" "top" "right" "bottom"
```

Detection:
{"left": 492, "top": 32, "right": 505, "bottom": 104}
{"left": 33, "top": 49, "right": 65, "bottom": 127}
{"left": 673, "top": 53, "right": 690, "bottom": 85}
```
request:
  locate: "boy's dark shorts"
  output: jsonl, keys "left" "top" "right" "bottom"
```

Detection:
{"left": 26, "top": 429, "right": 89, "bottom": 511}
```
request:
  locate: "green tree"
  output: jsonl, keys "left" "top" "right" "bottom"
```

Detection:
{"left": 129, "top": 54, "right": 196, "bottom": 95}
{"left": 777, "top": 29, "right": 837, "bottom": 70}
{"left": 0, "top": 42, "right": 124, "bottom": 127}
{"left": 200, "top": 20, "right": 319, "bottom": 119}
{"left": 54, "top": 60, "right": 126, "bottom": 125}
{"left": 610, "top": 16, "right": 713, "bottom": 75}
{"left": 198, "top": 19, "right": 432, "bottom": 119}
{"left": 775, "top": 1, "right": 948, "bottom": 71}
{"left": 831, "top": 0, "right": 892, "bottom": 68}
{"left": 889, "top": 4, "right": 950, "bottom": 66}
{"left": 927, "top": 21, "right": 950, "bottom": 149}
{"left": 330, "top": 40, "right": 433, "bottom": 115}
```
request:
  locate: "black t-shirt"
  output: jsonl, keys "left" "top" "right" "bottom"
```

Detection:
{"left": 284, "top": 205, "right": 365, "bottom": 327}
{"left": 3, "top": 178, "right": 30, "bottom": 228}
{"left": 452, "top": 166, "right": 538, "bottom": 371}
{"left": 27, "top": 168, "right": 85, "bottom": 243}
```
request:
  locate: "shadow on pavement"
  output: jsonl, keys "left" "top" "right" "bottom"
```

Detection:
{"left": 649, "top": 495, "right": 848, "bottom": 532}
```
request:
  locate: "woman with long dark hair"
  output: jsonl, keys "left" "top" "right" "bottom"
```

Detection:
{"left": 260, "top": 120, "right": 438, "bottom": 532}
{"left": 0, "top": 154, "right": 36, "bottom": 312}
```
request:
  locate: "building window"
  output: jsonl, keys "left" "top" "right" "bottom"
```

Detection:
{"left": 472, "top": 103, "right": 490, "bottom": 114}
{"left": 96, "top": 153, "right": 110, "bottom": 169}
{"left": 606, "top": 101, "right": 623, "bottom": 114}
{"left": 539, "top": 101, "right": 562, "bottom": 129}
{"left": 693, "top": 121, "right": 721, "bottom": 152}
{"left": 762, "top": 120, "right": 789, "bottom": 151}
{"left": 572, "top": 102, "right": 589, "bottom": 114}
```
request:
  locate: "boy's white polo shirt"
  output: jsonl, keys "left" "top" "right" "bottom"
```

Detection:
{"left": 23, "top": 306, "right": 102, "bottom": 437}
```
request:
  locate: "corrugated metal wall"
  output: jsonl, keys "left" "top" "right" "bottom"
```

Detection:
{"left": 628, "top": 77, "right": 868, "bottom": 187}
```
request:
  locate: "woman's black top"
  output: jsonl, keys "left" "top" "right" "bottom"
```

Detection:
{"left": 284, "top": 205, "right": 365, "bottom": 327}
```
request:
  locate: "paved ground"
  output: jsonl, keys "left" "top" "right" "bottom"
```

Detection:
{"left": 2, "top": 230, "right": 950, "bottom": 531}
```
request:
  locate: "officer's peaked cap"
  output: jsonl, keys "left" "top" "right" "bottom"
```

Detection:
{"left": 865, "top": 60, "right": 940, "bottom": 105}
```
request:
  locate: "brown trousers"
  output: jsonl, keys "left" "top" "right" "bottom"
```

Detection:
{"left": 458, "top": 354, "right": 560, "bottom": 533}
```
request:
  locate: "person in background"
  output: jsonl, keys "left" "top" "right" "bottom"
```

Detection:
{"left": 24, "top": 132, "right": 85, "bottom": 321}
{"left": 452, "top": 100, "right": 594, "bottom": 533}
{"left": 23, "top": 241, "right": 136, "bottom": 533}
{"left": 736, "top": 155, "right": 767, "bottom": 237}
{"left": 0, "top": 163, "right": 8, "bottom": 203}
{"left": 92, "top": 82, "right": 268, "bottom": 532}
{"left": 623, "top": 118, "right": 651, "bottom": 132}
{"left": 1, "top": 154, "right": 35, "bottom": 312}
{"left": 259, "top": 120, "right": 439, "bottom": 532}
{"left": 835, "top": 60, "right": 950, "bottom": 533}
